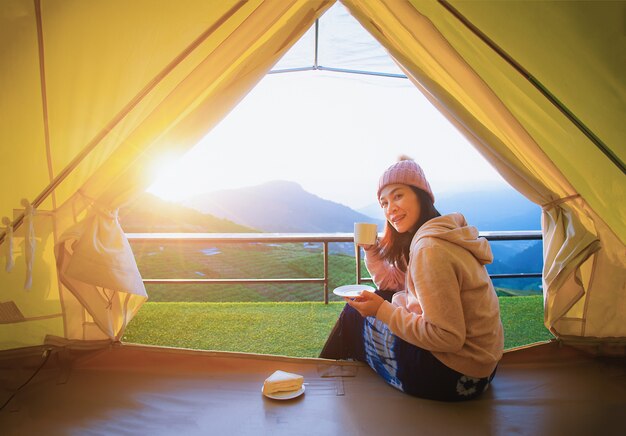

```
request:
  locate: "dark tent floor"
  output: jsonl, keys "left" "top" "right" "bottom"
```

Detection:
{"left": 1, "top": 340, "right": 624, "bottom": 435}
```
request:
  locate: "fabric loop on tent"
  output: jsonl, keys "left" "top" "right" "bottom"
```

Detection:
{"left": 100, "top": 288, "right": 115, "bottom": 310}
{"left": 1, "top": 217, "right": 14, "bottom": 273}
{"left": 20, "top": 200, "right": 36, "bottom": 290}
{"left": 541, "top": 194, "right": 581, "bottom": 210}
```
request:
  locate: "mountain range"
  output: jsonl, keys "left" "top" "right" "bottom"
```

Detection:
{"left": 118, "top": 192, "right": 257, "bottom": 233}
{"left": 181, "top": 180, "right": 385, "bottom": 233}
{"left": 121, "top": 181, "right": 542, "bottom": 292}
{"left": 358, "top": 185, "right": 541, "bottom": 232}
{"left": 125, "top": 181, "right": 541, "bottom": 235}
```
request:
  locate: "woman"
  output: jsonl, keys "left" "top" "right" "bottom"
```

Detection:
{"left": 320, "top": 156, "right": 504, "bottom": 401}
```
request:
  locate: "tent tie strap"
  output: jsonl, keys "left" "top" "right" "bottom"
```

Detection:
{"left": 77, "top": 189, "right": 119, "bottom": 222}
{"left": 1, "top": 200, "right": 36, "bottom": 289}
{"left": 21, "top": 199, "right": 36, "bottom": 290}
{"left": 98, "top": 287, "right": 114, "bottom": 310}
{"left": 541, "top": 194, "right": 581, "bottom": 210}
{"left": 1, "top": 216, "right": 14, "bottom": 272}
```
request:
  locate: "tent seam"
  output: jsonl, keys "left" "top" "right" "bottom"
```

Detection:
{"left": 34, "top": 0, "right": 55, "bottom": 210}
{"left": 34, "top": 3, "right": 66, "bottom": 331}
{"left": 437, "top": 0, "right": 625, "bottom": 175}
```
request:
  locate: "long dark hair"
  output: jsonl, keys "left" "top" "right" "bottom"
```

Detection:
{"left": 375, "top": 186, "right": 440, "bottom": 272}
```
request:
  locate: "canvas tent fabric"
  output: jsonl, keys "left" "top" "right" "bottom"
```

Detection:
{"left": 1, "top": 2, "right": 625, "bottom": 434}
{"left": 0, "top": 0, "right": 624, "bottom": 352}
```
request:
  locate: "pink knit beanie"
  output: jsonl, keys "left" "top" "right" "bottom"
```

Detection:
{"left": 377, "top": 155, "right": 435, "bottom": 203}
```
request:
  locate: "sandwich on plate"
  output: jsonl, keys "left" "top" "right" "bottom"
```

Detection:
{"left": 262, "top": 370, "right": 304, "bottom": 395}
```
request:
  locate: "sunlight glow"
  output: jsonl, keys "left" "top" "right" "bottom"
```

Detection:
{"left": 146, "top": 153, "right": 192, "bottom": 201}
{"left": 147, "top": 71, "right": 506, "bottom": 208}
{"left": 147, "top": 2, "right": 507, "bottom": 209}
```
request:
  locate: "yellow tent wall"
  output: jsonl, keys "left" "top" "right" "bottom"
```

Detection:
{"left": 1, "top": 0, "right": 624, "bottom": 351}
{"left": 0, "top": 0, "right": 334, "bottom": 349}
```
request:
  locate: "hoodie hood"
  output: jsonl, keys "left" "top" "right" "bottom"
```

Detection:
{"left": 413, "top": 213, "right": 493, "bottom": 265}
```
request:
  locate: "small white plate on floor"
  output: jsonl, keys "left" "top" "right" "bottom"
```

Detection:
{"left": 262, "top": 385, "right": 305, "bottom": 400}
{"left": 333, "top": 284, "right": 375, "bottom": 298}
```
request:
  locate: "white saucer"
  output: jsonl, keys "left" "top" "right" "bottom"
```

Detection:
{"left": 333, "top": 284, "right": 375, "bottom": 298}
{"left": 262, "top": 385, "right": 305, "bottom": 400}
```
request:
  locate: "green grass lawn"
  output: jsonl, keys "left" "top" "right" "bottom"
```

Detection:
{"left": 122, "top": 295, "right": 554, "bottom": 357}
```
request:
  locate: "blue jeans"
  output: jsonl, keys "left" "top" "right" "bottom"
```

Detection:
{"left": 319, "top": 290, "right": 495, "bottom": 401}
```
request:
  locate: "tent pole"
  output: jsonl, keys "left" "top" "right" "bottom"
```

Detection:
{"left": 437, "top": 0, "right": 625, "bottom": 175}
{"left": 314, "top": 18, "right": 319, "bottom": 69}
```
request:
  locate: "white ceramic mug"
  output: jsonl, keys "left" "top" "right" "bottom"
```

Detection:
{"left": 354, "top": 222, "right": 378, "bottom": 246}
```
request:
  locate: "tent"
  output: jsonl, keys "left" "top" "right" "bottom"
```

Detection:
{"left": 1, "top": 0, "right": 624, "bottom": 434}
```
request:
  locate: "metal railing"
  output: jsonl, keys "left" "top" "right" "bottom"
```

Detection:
{"left": 126, "top": 231, "right": 543, "bottom": 304}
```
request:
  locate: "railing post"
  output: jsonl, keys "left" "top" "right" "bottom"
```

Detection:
{"left": 355, "top": 244, "right": 361, "bottom": 285}
{"left": 323, "top": 241, "right": 329, "bottom": 304}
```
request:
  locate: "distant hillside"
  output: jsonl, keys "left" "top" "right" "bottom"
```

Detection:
{"left": 358, "top": 186, "right": 541, "bottom": 232}
{"left": 436, "top": 187, "right": 541, "bottom": 231}
{"left": 182, "top": 180, "right": 385, "bottom": 233}
{"left": 118, "top": 192, "right": 258, "bottom": 233}
{"left": 507, "top": 239, "right": 544, "bottom": 273}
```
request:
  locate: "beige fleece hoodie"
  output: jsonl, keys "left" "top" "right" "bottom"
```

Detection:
{"left": 366, "top": 213, "right": 504, "bottom": 378}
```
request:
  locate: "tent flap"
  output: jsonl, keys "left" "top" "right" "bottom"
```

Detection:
{"left": 0, "top": 0, "right": 335, "bottom": 349}
{"left": 341, "top": 0, "right": 626, "bottom": 342}
{"left": 55, "top": 205, "right": 146, "bottom": 340}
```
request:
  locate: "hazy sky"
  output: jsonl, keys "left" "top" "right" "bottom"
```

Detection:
{"left": 147, "top": 3, "right": 508, "bottom": 210}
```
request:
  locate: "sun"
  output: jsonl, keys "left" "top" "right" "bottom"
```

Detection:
{"left": 145, "top": 152, "right": 194, "bottom": 202}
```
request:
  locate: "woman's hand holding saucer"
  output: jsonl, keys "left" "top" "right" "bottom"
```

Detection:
{"left": 346, "top": 291, "right": 384, "bottom": 318}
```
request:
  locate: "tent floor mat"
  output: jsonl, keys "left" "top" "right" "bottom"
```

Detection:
{"left": 1, "top": 340, "right": 625, "bottom": 435}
